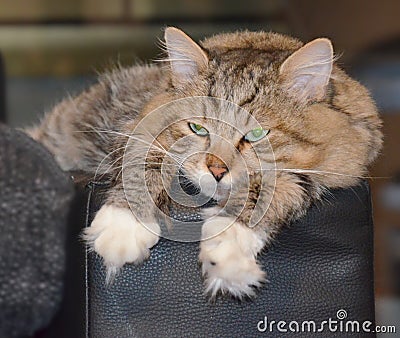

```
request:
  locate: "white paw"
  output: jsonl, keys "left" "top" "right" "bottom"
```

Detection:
{"left": 200, "top": 217, "right": 266, "bottom": 298}
{"left": 83, "top": 204, "right": 160, "bottom": 281}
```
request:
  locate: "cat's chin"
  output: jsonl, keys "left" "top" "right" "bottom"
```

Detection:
{"left": 202, "top": 185, "right": 230, "bottom": 206}
{"left": 201, "top": 206, "right": 222, "bottom": 218}
{"left": 200, "top": 188, "right": 230, "bottom": 218}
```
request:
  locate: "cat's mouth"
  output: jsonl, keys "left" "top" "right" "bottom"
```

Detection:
{"left": 177, "top": 169, "right": 230, "bottom": 206}
{"left": 178, "top": 170, "right": 201, "bottom": 196}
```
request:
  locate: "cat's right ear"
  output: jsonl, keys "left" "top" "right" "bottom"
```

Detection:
{"left": 279, "top": 38, "right": 334, "bottom": 102}
{"left": 164, "top": 27, "right": 209, "bottom": 87}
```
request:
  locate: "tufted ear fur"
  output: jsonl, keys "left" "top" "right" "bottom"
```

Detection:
{"left": 164, "top": 27, "right": 209, "bottom": 87}
{"left": 279, "top": 38, "right": 333, "bottom": 102}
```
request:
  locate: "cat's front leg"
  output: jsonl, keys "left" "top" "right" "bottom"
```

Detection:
{"left": 83, "top": 165, "right": 167, "bottom": 281}
{"left": 199, "top": 216, "right": 267, "bottom": 298}
{"left": 199, "top": 172, "right": 317, "bottom": 298}
{"left": 84, "top": 202, "right": 160, "bottom": 281}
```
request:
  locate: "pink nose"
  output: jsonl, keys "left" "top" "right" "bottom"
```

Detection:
{"left": 208, "top": 166, "right": 228, "bottom": 182}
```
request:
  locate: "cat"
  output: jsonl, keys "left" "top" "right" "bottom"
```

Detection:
{"left": 27, "top": 27, "right": 382, "bottom": 298}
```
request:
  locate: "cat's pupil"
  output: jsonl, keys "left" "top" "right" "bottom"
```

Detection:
{"left": 252, "top": 128, "right": 263, "bottom": 137}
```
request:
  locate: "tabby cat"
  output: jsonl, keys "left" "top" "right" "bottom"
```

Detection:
{"left": 28, "top": 27, "right": 382, "bottom": 298}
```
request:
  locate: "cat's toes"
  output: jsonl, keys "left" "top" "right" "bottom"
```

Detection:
{"left": 83, "top": 204, "right": 160, "bottom": 280}
{"left": 200, "top": 239, "right": 266, "bottom": 299}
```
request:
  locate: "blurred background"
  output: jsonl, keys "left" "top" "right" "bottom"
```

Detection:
{"left": 0, "top": 0, "right": 398, "bottom": 335}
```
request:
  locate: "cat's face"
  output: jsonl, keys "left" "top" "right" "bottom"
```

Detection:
{"left": 151, "top": 28, "right": 333, "bottom": 204}
{"left": 157, "top": 98, "right": 274, "bottom": 204}
{"left": 137, "top": 28, "right": 381, "bottom": 209}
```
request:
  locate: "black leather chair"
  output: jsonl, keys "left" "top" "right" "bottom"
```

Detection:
{"left": 85, "top": 181, "right": 376, "bottom": 337}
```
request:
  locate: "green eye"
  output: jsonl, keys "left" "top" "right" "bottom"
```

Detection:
{"left": 244, "top": 127, "right": 270, "bottom": 142}
{"left": 189, "top": 123, "right": 209, "bottom": 136}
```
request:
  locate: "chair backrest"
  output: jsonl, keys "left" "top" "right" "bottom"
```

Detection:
{"left": 85, "top": 180, "right": 376, "bottom": 338}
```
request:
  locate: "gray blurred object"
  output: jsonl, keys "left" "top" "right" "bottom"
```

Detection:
{"left": 388, "top": 228, "right": 400, "bottom": 295}
{"left": 0, "top": 124, "right": 74, "bottom": 337}
{"left": 351, "top": 38, "right": 400, "bottom": 112}
{"left": 0, "top": 54, "right": 4, "bottom": 123}
{"left": 381, "top": 175, "right": 400, "bottom": 211}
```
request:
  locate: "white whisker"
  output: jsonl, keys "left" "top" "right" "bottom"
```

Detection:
{"left": 93, "top": 145, "right": 126, "bottom": 180}
{"left": 75, "top": 127, "right": 185, "bottom": 166}
{"left": 255, "top": 168, "right": 379, "bottom": 179}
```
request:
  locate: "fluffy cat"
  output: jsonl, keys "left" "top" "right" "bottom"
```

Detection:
{"left": 28, "top": 27, "right": 382, "bottom": 298}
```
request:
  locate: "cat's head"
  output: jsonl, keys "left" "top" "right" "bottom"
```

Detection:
{"left": 143, "top": 27, "right": 382, "bottom": 204}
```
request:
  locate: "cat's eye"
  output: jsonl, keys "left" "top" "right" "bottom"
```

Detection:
{"left": 244, "top": 127, "right": 270, "bottom": 142}
{"left": 189, "top": 123, "right": 209, "bottom": 136}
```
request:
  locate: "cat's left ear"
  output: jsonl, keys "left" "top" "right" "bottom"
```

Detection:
{"left": 164, "top": 27, "right": 209, "bottom": 87}
{"left": 279, "top": 38, "right": 333, "bottom": 102}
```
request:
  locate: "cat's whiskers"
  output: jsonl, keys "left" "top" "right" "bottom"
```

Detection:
{"left": 113, "top": 151, "right": 183, "bottom": 181}
{"left": 255, "top": 168, "right": 382, "bottom": 179}
{"left": 76, "top": 127, "right": 185, "bottom": 167}
{"left": 138, "top": 125, "right": 183, "bottom": 166}
{"left": 93, "top": 145, "right": 128, "bottom": 180}
{"left": 111, "top": 161, "right": 180, "bottom": 171}
{"left": 127, "top": 146, "right": 184, "bottom": 169}
{"left": 123, "top": 133, "right": 185, "bottom": 166}
{"left": 153, "top": 58, "right": 195, "bottom": 66}
{"left": 95, "top": 153, "right": 127, "bottom": 180}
